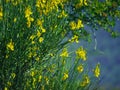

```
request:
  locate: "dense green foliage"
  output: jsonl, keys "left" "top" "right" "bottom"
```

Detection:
{"left": 0, "top": 0, "right": 120, "bottom": 90}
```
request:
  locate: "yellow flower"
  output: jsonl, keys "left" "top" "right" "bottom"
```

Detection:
{"left": 12, "top": 1, "right": 18, "bottom": 6}
{"left": 80, "top": 75, "right": 90, "bottom": 87}
{"left": 33, "top": 77, "right": 36, "bottom": 82}
{"left": 36, "top": 0, "right": 41, "bottom": 8}
{"left": 58, "top": 10, "right": 67, "bottom": 18}
{"left": 41, "top": 27, "right": 46, "bottom": 33}
{"left": 25, "top": 6, "right": 32, "bottom": 18}
{"left": 26, "top": 21, "right": 31, "bottom": 28}
{"left": 29, "top": 35, "right": 36, "bottom": 40}
{"left": 0, "top": 7, "right": 3, "bottom": 20}
{"left": 35, "top": 57, "right": 39, "bottom": 61}
{"left": 27, "top": 17, "right": 34, "bottom": 22}
{"left": 84, "top": 0, "right": 88, "bottom": 6}
{"left": 13, "top": 17, "right": 17, "bottom": 23}
{"left": 69, "top": 21, "right": 76, "bottom": 30}
{"left": 76, "top": 46, "right": 87, "bottom": 61}
{"left": 26, "top": 17, "right": 34, "bottom": 28}
{"left": 76, "top": 19, "right": 84, "bottom": 29}
{"left": 75, "top": 0, "right": 88, "bottom": 8}
{"left": 31, "top": 71, "right": 35, "bottom": 77}
{"left": 37, "top": 19, "right": 44, "bottom": 27}
{"left": 69, "top": 19, "right": 83, "bottom": 30}
{"left": 93, "top": 63, "right": 100, "bottom": 78}
{"left": 0, "top": 12, "right": 3, "bottom": 20}
{"left": 38, "top": 75, "right": 42, "bottom": 82}
{"left": 62, "top": 73, "right": 68, "bottom": 80}
{"left": 37, "top": 30, "right": 41, "bottom": 37}
{"left": 11, "top": 73, "right": 16, "bottom": 79}
{"left": 24, "top": 6, "right": 34, "bottom": 28}
{"left": 4, "top": 87, "right": 8, "bottom": 90}
{"left": 41, "top": 0, "right": 46, "bottom": 3}
{"left": 77, "top": 64, "right": 84, "bottom": 73}
{"left": 60, "top": 48, "right": 69, "bottom": 57}
{"left": 50, "top": 53, "right": 54, "bottom": 57}
{"left": 69, "top": 35, "right": 79, "bottom": 43}
{"left": 31, "top": 41, "right": 35, "bottom": 44}
{"left": 7, "top": 40, "right": 14, "bottom": 51}
{"left": 39, "top": 37, "right": 44, "bottom": 43}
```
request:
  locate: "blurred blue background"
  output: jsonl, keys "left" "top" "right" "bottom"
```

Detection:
{"left": 69, "top": 19, "right": 120, "bottom": 90}
{"left": 91, "top": 20, "right": 120, "bottom": 90}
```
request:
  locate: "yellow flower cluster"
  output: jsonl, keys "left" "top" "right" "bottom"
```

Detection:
{"left": 0, "top": 6, "right": 3, "bottom": 20}
{"left": 80, "top": 75, "right": 90, "bottom": 87}
{"left": 60, "top": 48, "right": 69, "bottom": 57}
{"left": 69, "top": 35, "right": 79, "bottom": 43}
{"left": 62, "top": 72, "right": 68, "bottom": 80}
{"left": 29, "top": 19, "right": 46, "bottom": 44}
{"left": 27, "top": 25, "right": 46, "bottom": 59}
{"left": 76, "top": 46, "right": 87, "bottom": 61}
{"left": 6, "top": 39, "right": 14, "bottom": 51}
{"left": 36, "top": 0, "right": 67, "bottom": 15}
{"left": 77, "top": 64, "right": 84, "bottom": 73}
{"left": 5, "top": 0, "right": 22, "bottom": 5}
{"left": 37, "top": 19, "right": 43, "bottom": 26}
{"left": 75, "top": 0, "right": 88, "bottom": 8}
{"left": 29, "top": 34, "right": 36, "bottom": 44}
{"left": 93, "top": 63, "right": 100, "bottom": 78}
{"left": 24, "top": 6, "right": 34, "bottom": 28}
{"left": 69, "top": 19, "right": 84, "bottom": 30}
{"left": 36, "top": 19, "right": 46, "bottom": 33}
{"left": 58, "top": 10, "right": 68, "bottom": 18}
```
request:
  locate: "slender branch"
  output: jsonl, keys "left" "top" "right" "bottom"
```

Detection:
{"left": 92, "top": 29, "right": 97, "bottom": 50}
